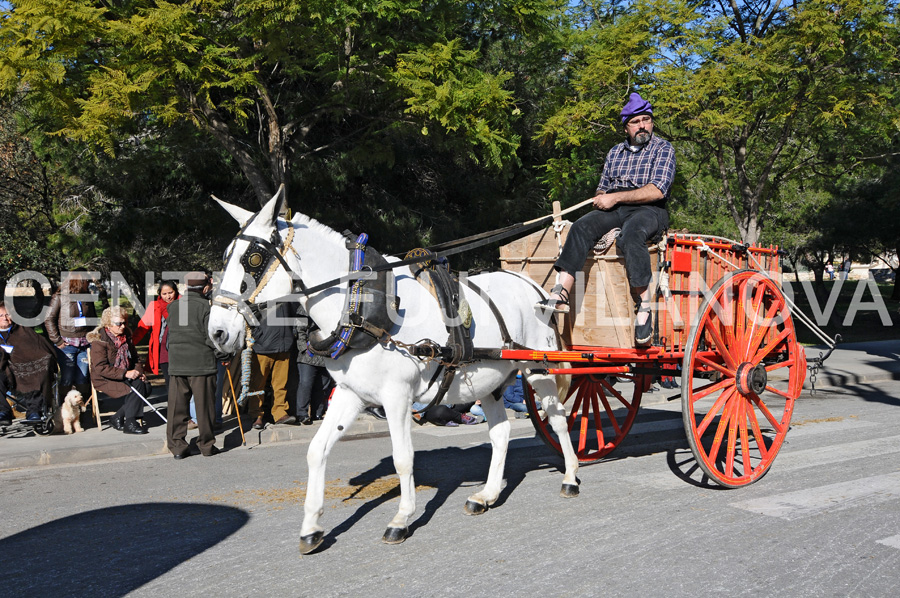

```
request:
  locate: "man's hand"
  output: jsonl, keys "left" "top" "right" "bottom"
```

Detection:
{"left": 592, "top": 192, "right": 617, "bottom": 210}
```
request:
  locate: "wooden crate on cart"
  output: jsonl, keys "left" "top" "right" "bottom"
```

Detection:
{"left": 499, "top": 214, "right": 657, "bottom": 348}
{"left": 499, "top": 207, "right": 785, "bottom": 352}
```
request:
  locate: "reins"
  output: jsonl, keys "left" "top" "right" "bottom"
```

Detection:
{"left": 293, "top": 197, "right": 594, "bottom": 299}
{"left": 214, "top": 197, "right": 595, "bottom": 408}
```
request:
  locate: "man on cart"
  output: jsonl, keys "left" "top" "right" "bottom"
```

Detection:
{"left": 536, "top": 92, "right": 676, "bottom": 346}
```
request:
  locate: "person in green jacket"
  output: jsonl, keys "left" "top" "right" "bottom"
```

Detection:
{"left": 166, "top": 272, "right": 229, "bottom": 459}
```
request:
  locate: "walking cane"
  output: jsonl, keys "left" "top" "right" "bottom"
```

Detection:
{"left": 225, "top": 366, "right": 246, "bottom": 446}
{"left": 127, "top": 379, "right": 167, "bottom": 423}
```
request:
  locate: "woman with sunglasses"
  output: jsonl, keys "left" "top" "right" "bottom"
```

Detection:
{"left": 87, "top": 306, "right": 150, "bottom": 434}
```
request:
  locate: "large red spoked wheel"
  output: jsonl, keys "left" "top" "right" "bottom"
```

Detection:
{"left": 524, "top": 373, "right": 647, "bottom": 464}
{"left": 682, "top": 269, "right": 806, "bottom": 487}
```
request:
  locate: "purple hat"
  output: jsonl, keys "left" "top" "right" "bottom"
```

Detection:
{"left": 620, "top": 92, "right": 653, "bottom": 124}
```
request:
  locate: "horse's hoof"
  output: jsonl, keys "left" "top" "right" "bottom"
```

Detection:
{"left": 382, "top": 526, "right": 408, "bottom": 544}
{"left": 560, "top": 483, "right": 580, "bottom": 498}
{"left": 299, "top": 531, "right": 324, "bottom": 554}
{"left": 464, "top": 499, "right": 488, "bottom": 516}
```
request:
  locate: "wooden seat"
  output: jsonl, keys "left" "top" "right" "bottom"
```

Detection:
{"left": 85, "top": 347, "right": 117, "bottom": 431}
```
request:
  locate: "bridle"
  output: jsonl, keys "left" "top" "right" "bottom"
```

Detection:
{"left": 212, "top": 205, "right": 560, "bottom": 331}
{"left": 212, "top": 219, "right": 303, "bottom": 327}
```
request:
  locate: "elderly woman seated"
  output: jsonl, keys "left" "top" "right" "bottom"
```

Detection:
{"left": 0, "top": 301, "right": 58, "bottom": 425}
{"left": 87, "top": 306, "right": 151, "bottom": 434}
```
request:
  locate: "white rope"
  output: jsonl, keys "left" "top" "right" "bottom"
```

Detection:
{"left": 696, "top": 240, "right": 742, "bottom": 270}
{"left": 746, "top": 253, "right": 837, "bottom": 348}
{"left": 669, "top": 232, "right": 837, "bottom": 348}
{"left": 552, "top": 219, "right": 570, "bottom": 257}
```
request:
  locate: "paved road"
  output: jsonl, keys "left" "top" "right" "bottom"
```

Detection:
{"left": 2, "top": 381, "right": 900, "bottom": 597}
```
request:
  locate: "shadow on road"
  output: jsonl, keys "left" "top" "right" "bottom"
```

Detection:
{"left": 0, "top": 503, "right": 249, "bottom": 597}
{"left": 317, "top": 438, "right": 564, "bottom": 551}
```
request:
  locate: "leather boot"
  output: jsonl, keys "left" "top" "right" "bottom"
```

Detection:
{"left": 123, "top": 418, "right": 148, "bottom": 435}
{"left": 110, "top": 413, "right": 125, "bottom": 431}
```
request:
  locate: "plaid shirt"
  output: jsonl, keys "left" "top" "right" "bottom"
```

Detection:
{"left": 596, "top": 135, "right": 676, "bottom": 200}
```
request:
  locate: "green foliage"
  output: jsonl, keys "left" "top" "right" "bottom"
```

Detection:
{"left": 394, "top": 39, "right": 520, "bottom": 169}
{"left": 1, "top": 0, "right": 562, "bottom": 209}
{"left": 0, "top": 228, "right": 66, "bottom": 282}
{"left": 2, "top": 0, "right": 898, "bottom": 279}
{"left": 539, "top": 0, "right": 900, "bottom": 245}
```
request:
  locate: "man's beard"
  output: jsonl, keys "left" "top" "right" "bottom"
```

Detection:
{"left": 631, "top": 129, "right": 652, "bottom": 146}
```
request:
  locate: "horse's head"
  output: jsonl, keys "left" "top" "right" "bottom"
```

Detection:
{"left": 208, "top": 186, "right": 299, "bottom": 353}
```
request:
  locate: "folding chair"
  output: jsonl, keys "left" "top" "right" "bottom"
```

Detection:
{"left": 85, "top": 347, "right": 117, "bottom": 432}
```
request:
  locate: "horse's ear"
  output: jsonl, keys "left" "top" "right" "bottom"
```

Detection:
{"left": 257, "top": 184, "right": 286, "bottom": 228}
{"left": 212, "top": 196, "right": 254, "bottom": 227}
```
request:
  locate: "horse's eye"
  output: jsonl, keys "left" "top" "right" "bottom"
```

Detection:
{"left": 240, "top": 281, "right": 247, "bottom": 294}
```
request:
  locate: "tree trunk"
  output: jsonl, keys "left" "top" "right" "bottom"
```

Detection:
{"left": 257, "top": 84, "right": 290, "bottom": 213}
{"left": 184, "top": 86, "right": 274, "bottom": 206}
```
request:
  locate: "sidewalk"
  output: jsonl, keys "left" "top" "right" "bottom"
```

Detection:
{"left": 2, "top": 340, "right": 898, "bottom": 470}
{"left": 802, "top": 339, "right": 900, "bottom": 389}
{"left": 0, "top": 401, "right": 393, "bottom": 470}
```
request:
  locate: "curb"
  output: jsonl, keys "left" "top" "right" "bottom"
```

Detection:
{"left": 0, "top": 416, "right": 391, "bottom": 471}
{"left": 805, "top": 369, "right": 900, "bottom": 390}
{"left": 3, "top": 354, "right": 898, "bottom": 470}
{"left": 0, "top": 438, "right": 168, "bottom": 470}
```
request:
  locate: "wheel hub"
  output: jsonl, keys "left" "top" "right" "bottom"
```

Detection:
{"left": 736, "top": 362, "right": 768, "bottom": 396}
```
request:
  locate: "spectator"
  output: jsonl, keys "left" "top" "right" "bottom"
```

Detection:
{"left": 825, "top": 263, "right": 835, "bottom": 281}
{"left": 87, "top": 306, "right": 150, "bottom": 434}
{"left": 0, "top": 301, "right": 58, "bottom": 424}
{"left": 166, "top": 272, "right": 227, "bottom": 459}
{"left": 249, "top": 302, "right": 297, "bottom": 429}
{"left": 44, "top": 271, "right": 97, "bottom": 401}
{"left": 412, "top": 401, "right": 478, "bottom": 426}
{"left": 840, "top": 258, "right": 852, "bottom": 280}
{"left": 294, "top": 309, "right": 333, "bottom": 425}
{"left": 133, "top": 280, "right": 179, "bottom": 392}
{"left": 470, "top": 372, "right": 540, "bottom": 420}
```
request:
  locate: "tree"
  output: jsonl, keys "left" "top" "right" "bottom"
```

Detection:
{"left": 829, "top": 153, "right": 900, "bottom": 299}
{"left": 539, "top": 0, "right": 900, "bottom": 245}
{"left": 1, "top": 0, "right": 562, "bottom": 208}
{"left": 0, "top": 93, "right": 68, "bottom": 279}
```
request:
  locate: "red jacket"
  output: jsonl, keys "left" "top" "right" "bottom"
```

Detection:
{"left": 133, "top": 297, "right": 170, "bottom": 375}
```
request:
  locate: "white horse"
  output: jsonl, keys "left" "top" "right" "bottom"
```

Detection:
{"left": 208, "top": 187, "right": 579, "bottom": 554}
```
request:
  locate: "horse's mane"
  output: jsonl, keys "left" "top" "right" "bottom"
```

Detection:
{"left": 289, "top": 212, "right": 347, "bottom": 247}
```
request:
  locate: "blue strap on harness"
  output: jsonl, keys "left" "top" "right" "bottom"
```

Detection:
{"left": 307, "top": 233, "right": 369, "bottom": 360}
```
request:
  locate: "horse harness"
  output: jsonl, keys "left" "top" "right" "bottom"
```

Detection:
{"left": 213, "top": 219, "right": 533, "bottom": 417}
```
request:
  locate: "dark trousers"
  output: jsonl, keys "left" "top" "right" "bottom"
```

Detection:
{"left": 115, "top": 379, "right": 151, "bottom": 420}
{"left": 424, "top": 402, "right": 477, "bottom": 426}
{"left": 159, "top": 362, "right": 169, "bottom": 393}
{"left": 295, "top": 363, "right": 334, "bottom": 419}
{"left": 167, "top": 374, "right": 216, "bottom": 455}
{"left": 555, "top": 204, "right": 668, "bottom": 288}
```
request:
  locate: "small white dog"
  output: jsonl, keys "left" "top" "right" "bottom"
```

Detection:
{"left": 53, "top": 389, "right": 86, "bottom": 434}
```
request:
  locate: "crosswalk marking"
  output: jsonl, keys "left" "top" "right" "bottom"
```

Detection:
{"left": 773, "top": 434, "right": 900, "bottom": 471}
{"left": 625, "top": 428, "right": 900, "bottom": 491}
{"left": 876, "top": 535, "right": 900, "bottom": 550}
{"left": 731, "top": 471, "right": 900, "bottom": 520}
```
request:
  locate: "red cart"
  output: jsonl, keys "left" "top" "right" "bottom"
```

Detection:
{"left": 499, "top": 218, "right": 817, "bottom": 488}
